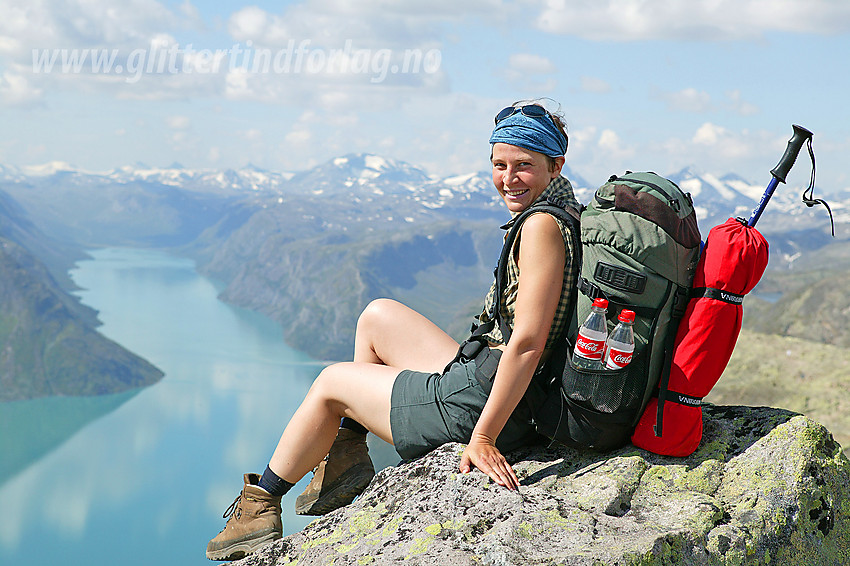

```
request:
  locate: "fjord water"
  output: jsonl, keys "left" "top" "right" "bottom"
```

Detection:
{"left": 0, "top": 248, "right": 399, "bottom": 565}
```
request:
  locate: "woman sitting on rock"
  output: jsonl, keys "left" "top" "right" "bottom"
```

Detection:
{"left": 207, "top": 99, "right": 581, "bottom": 561}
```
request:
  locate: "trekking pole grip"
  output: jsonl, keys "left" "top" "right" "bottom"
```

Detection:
{"left": 747, "top": 124, "right": 814, "bottom": 227}
{"left": 770, "top": 125, "right": 813, "bottom": 183}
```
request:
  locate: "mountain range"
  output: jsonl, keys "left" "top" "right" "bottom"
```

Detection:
{"left": 2, "top": 154, "right": 847, "bottom": 365}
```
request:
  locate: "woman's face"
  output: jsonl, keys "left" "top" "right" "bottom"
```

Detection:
{"left": 491, "top": 143, "right": 564, "bottom": 214}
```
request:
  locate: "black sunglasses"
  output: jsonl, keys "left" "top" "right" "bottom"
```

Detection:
{"left": 494, "top": 104, "right": 549, "bottom": 125}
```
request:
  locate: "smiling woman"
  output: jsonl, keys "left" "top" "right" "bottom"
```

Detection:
{"left": 490, "top": 144, "right": 562, "bottom": 213}
{"left": 205, "top": 99, "right": 583, "bottom": 561}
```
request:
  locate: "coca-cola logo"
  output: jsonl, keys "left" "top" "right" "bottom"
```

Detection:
{"left": 606, "top": 348, "right": 633, "bottom": 368}
{"left": 576, "top": 337, "right": 602, "bottom": 353}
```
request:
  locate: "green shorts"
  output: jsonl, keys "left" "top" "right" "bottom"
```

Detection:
{"left": 389, "top": 346, "right": 542, "bottom": 460}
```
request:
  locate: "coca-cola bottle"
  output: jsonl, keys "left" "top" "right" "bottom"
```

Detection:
{"left": 572, "top": 298, "right": 608, "bottom": 369}
{"left": 604, "top": 309, "right": 635, "bottom": 370}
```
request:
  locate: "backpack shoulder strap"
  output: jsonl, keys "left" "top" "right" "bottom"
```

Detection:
{"left": 491, "top": 199, "right": 582, "bottom": 343}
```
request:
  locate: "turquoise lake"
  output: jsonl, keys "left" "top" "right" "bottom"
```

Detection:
{"left": 0, "top": 247, "right": 399, "bottom": 565}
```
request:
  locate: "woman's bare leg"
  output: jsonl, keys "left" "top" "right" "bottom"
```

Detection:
{"left": 353, "top": 298, "right": 460, "bottom": 371}
{"left": 268, "top": 361, "right": 401, "bottom": 483}
{"left": 274, "top": 299, "right": 460, "bottom": 483}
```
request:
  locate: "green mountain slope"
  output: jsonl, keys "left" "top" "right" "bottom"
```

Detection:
{"left": 0, "top": 238, "right": 163, "bottom": 401}
{"left": 745, "top": 269, "right": 850, "bottom": 348}
{"left": 708, "top": 329, "right": 850, "bottom": 455}
{"left": 199, "top": 209, "right": 499, "bottom": 360}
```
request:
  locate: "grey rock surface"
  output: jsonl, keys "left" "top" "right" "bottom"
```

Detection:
{"left": 236, "top": 405, "right": 850, "bottom": 565}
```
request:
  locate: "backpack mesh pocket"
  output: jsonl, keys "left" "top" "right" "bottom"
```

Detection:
{"left": 560, "top": 342, "right": 647, "bottom": 415}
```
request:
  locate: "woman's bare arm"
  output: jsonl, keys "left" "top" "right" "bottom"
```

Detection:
{"left": 459, "top": 212, "right": 566, "bottom": 488}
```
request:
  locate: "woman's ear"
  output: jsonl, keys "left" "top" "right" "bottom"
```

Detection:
{"left": 551, "top": 156, "right": 566, "bottom": 177}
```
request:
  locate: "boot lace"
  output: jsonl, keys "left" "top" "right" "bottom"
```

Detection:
{"left": 222, "top": 494, "right": 241, "bottom": 520}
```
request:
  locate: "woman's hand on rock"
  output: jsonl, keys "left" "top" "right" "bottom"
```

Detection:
{"left": 459, "top": 434, "right": 520, "bottom": 490}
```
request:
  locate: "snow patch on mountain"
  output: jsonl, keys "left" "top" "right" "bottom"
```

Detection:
{"left": 22, "top": 161, "right": 84, "bottom": 176}
{"left": 1, "top": 157, "right": 843, "bottom": 237}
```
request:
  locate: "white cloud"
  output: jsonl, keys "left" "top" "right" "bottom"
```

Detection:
{"left": 223, "top": 67, "right": 253, "bottom": 100}
{"left": 725, "top": 89, "right": 759, "bottom": 116}
{"left": 166, "top": 115, "right": 190, "bottom": 130}
{"left": 228, "top": 6, "right": 276, "bottom": 43}
{"left": 597, "top": 128, "right": 635, "bottom": 160}
{"left": 693, "top": 122, "right": 727, "bottom": 145}
{"left": 563, "top": 122, "right": 794, "bottom": 190}
{"left": 637, "top": 122, "right": 788, "bottom": 183}
{"left": 240, "top": 128, "right": 263, "bottom": 142}
{"left": 561, "top": 126, "right": 639, "bottom": 186}
{"left": 0, "top": 0, "right": 452, "bottom": 108}
{"left": 690, "top": 122, "right": 757, "bottom": 162}
{"left": 0, "top": 71, "right": 43, "bottom": 105}
{"left": 0, "top": 0, "right": 177, "bottom": 56}
{"left": 178, "top": 0, "right": 204, "bottom": 30}
{"left": 579, "top": 76, "right": 611, "bottom": 94}
{"left": 223, "top": 4, "right": 450, "bottom": 99}
{"left": 658, "top": 87, "right": 714, "bottom": 113}
{"left": 284, "top": 128, "right": 312, "bottom": 145}
{"left": 535, "top": 0, "right": 850, "bottom": 40}
{"left": 227, "top": 1, "right": 512, "bottom": 48}
{"left": 499, "top": 53, "right": 557, "bottom": 92}
{"left": 0, "top": 0, "right": 216, "bottom": 104}
{"left": 656, "top": 87, "right": 760, "bottom": 116}
{"left": 508, "top": 53, "right": 556, "bottom": 75}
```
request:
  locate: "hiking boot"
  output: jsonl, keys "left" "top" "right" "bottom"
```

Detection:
{"left": 206, "top": 473, "right": 282, "bottom": 561}
{"left": 295, "top": 428, "right": 375, "bottom": 515}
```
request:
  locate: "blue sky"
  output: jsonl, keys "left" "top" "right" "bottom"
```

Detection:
{"left": 1, "top": 0, "right": 848, "bottom": 191}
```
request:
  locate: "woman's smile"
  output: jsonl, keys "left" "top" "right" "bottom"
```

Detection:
{"left": 491, "top": 143, "right": 562, "bottom": 214}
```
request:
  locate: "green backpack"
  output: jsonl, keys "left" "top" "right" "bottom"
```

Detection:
{"left": 498, "top": 172, "right": 702, "bottom": 450}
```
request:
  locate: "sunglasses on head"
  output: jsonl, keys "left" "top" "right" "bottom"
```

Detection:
{"left": 494, "top": 104, "right": 550, "bottom": 124}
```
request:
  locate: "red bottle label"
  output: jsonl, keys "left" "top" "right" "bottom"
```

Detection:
{"left": 575, "top": 335, "right": 605, "bottom": 360}
{"left": 605, "top": 348, "right": 633, "bottom": 369}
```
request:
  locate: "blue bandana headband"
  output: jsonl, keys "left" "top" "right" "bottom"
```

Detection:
{"left": 489, "top": 110, "right": 567, "bottom": 157}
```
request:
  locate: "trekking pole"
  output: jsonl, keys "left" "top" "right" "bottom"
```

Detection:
{"left": 747, "top": 125, "right": 813, "bottom": 228}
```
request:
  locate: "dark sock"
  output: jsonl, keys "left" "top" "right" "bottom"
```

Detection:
{"left": 258, "top": 465, "right": 295, "bottom": 497}
{"left": 340, "top": 417, "right": 368, "bottom": 435}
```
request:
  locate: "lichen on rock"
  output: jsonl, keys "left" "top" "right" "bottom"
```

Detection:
{"left": 236, "top": 405, "right": 850, "bottom": 565}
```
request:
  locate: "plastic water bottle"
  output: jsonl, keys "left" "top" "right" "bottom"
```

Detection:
{"left": 572, "top": 298, "right": 608, "bottom": 369}
{"left": 604, "top": 309, "right": 635, "bottom": 370}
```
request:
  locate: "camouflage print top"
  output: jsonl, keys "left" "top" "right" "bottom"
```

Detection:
{"left": 478, "top": 175, "right": 581, "bottom": 348}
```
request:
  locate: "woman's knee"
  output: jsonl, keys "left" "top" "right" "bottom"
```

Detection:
{"left": 310, "top": 363, "right": 346, "bottom": 396}
{"left": 357, "top": 298, "right": 400, "bottom": 332}
{"left": 310, "top": 362, "right": 373, "bottom": 400}
{"left": 306, "top": 362, "right": 395, "bottom": 436}
{"left": 356, "top": 299, "right": 408, "bottom": 349}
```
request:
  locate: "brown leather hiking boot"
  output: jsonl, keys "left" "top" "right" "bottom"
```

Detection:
{"left": 206, "top": 473, "right": 282, "bottom": 561}
{"left": 295, "top": 428, "right": 375, "bottom": 515}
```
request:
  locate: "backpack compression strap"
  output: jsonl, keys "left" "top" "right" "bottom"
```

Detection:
{"left": 691, "top": 287, "right": 744, "bottom": 305}
{"left": 653, "top": 282, "right": 747, "bottom": 435}
{"left": 652, "top": 284, "right": 691, "bottom": 436}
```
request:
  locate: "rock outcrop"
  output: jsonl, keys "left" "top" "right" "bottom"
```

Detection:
{"left": 237, "top": 405, "right": 850, "bottom": 565}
